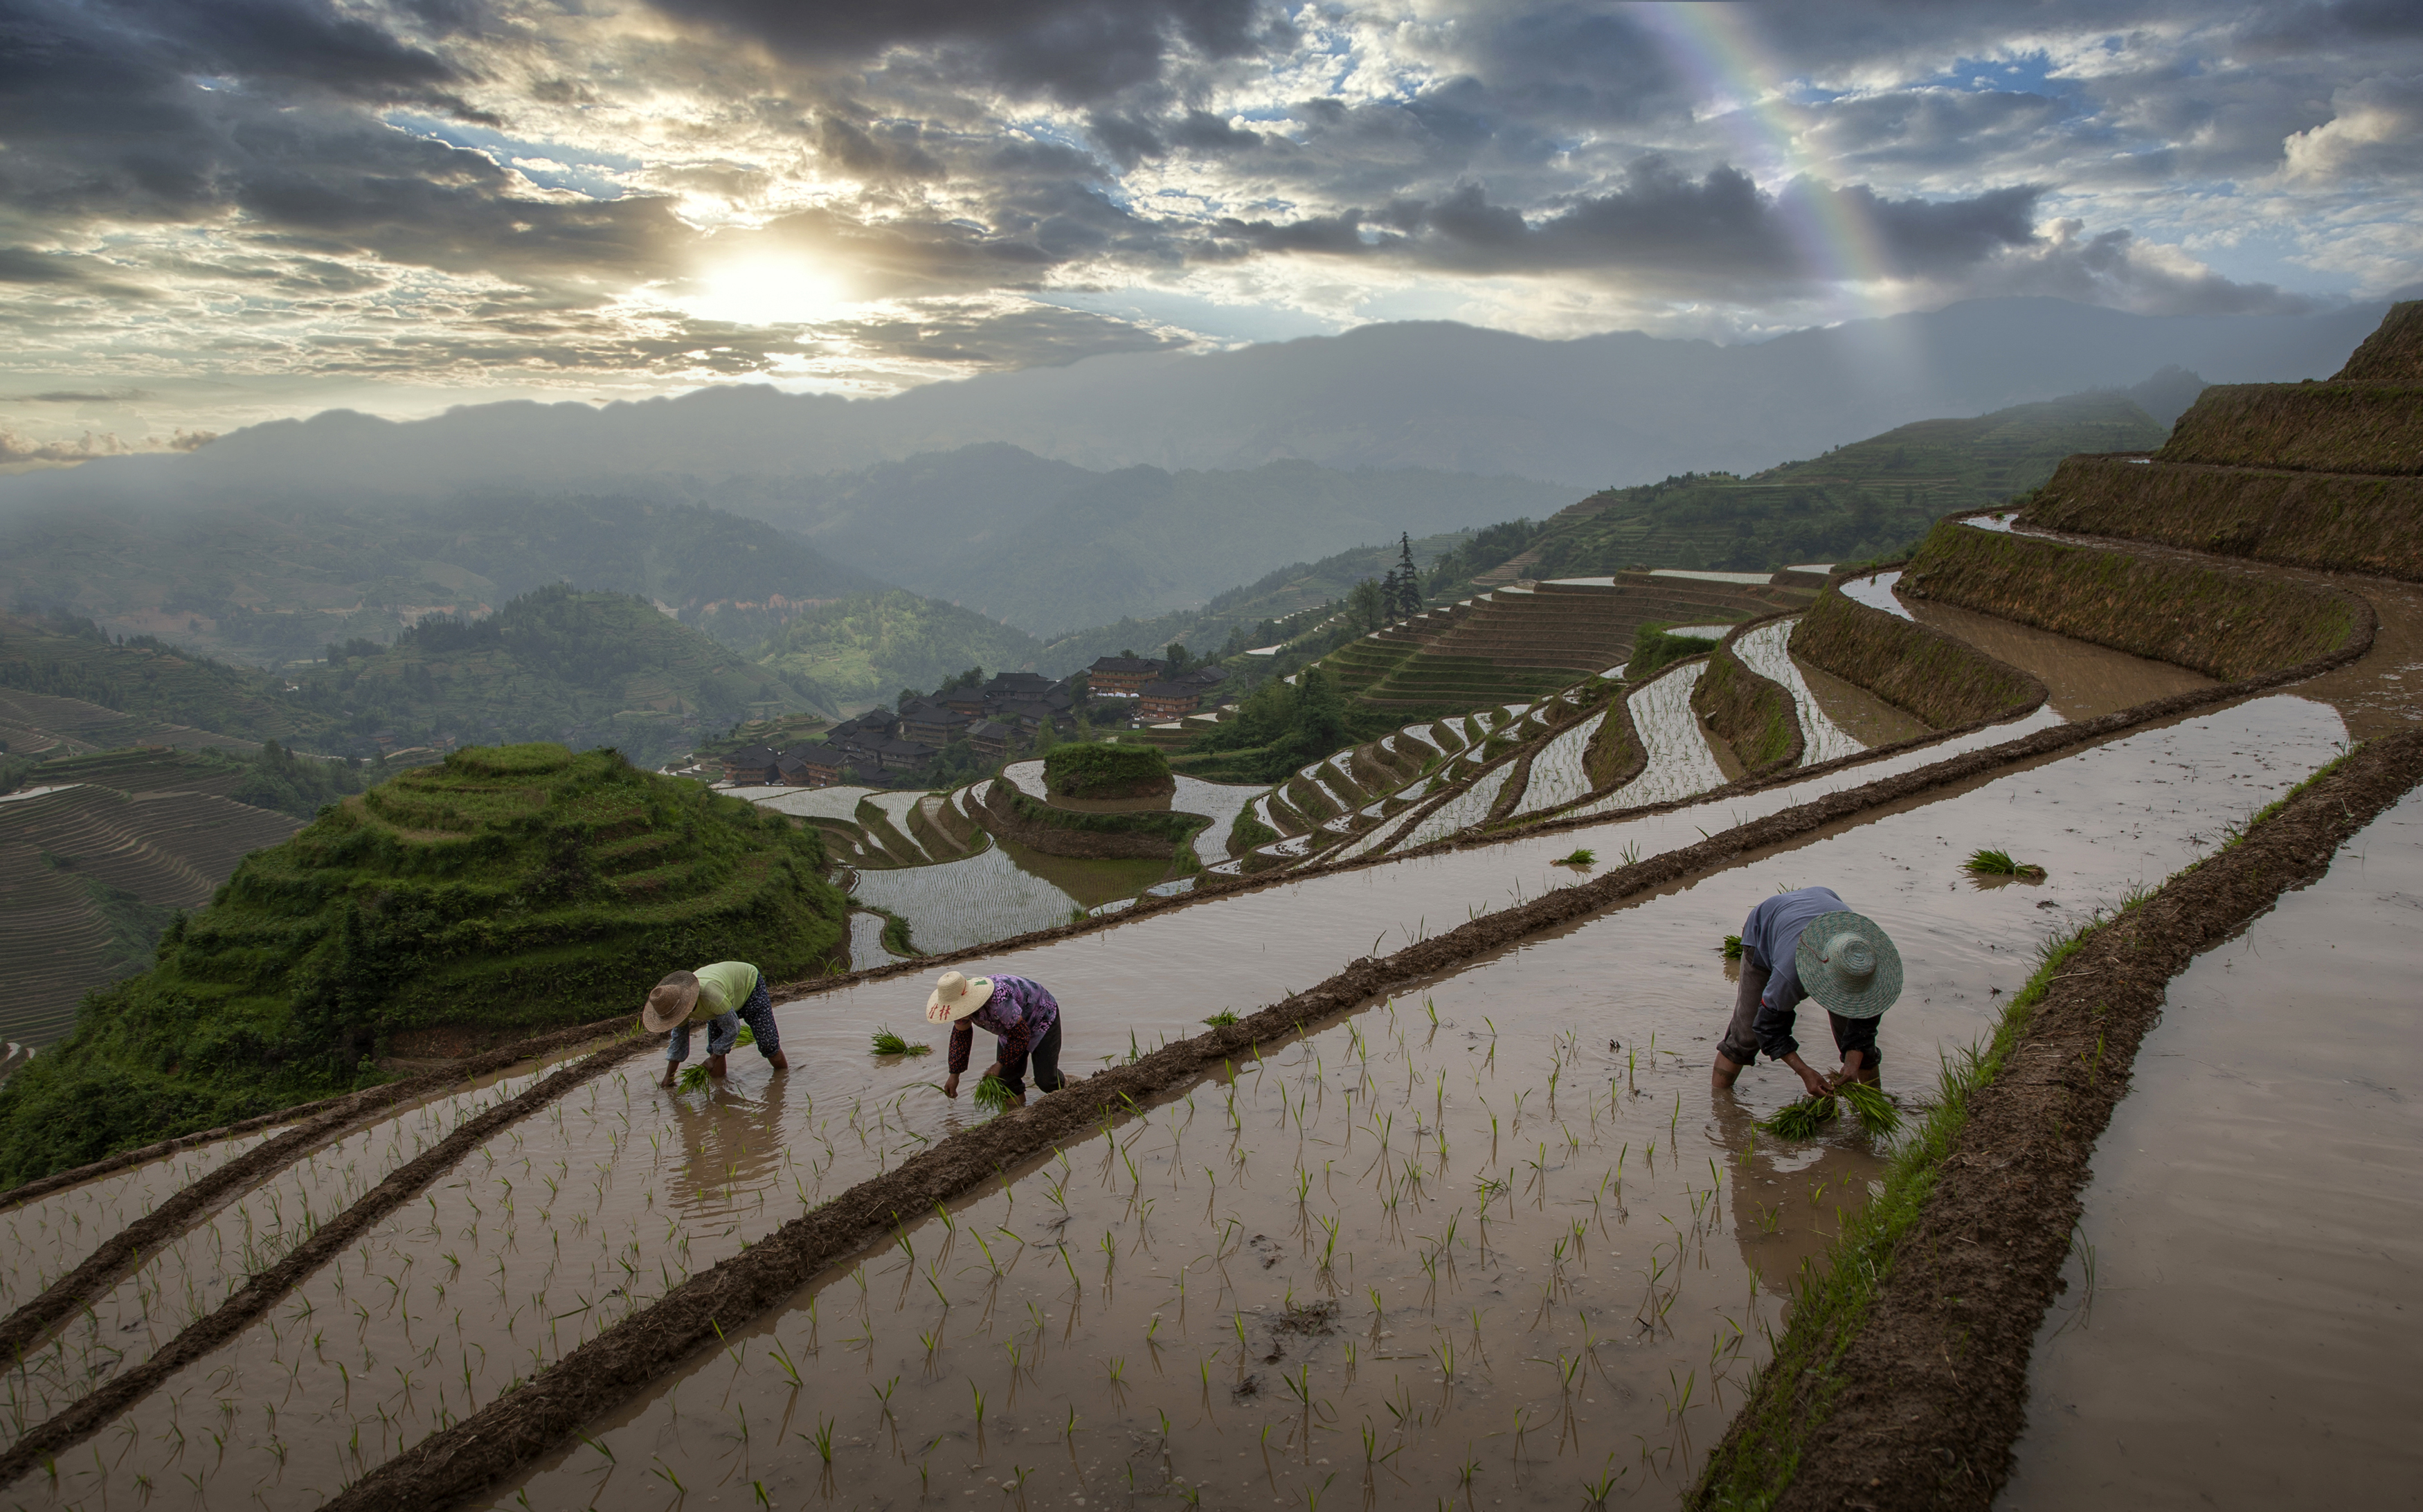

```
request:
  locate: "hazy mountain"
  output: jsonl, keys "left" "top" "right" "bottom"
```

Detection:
{"left": 0, "top": 298, "right": 2380, "bottom": 505}
{"left": 721, "top": 447, "right": 1571, "bottom": 634}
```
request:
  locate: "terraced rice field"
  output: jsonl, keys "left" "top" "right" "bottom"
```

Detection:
{"left": 1508, "top": 710, "right": 1609, "bottom": 818}
{"left": 1727, "top": 621, "right": 1866, "bottom": 765}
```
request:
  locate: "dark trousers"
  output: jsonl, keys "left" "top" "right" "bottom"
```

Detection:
{"left": 1000, "top": 1020, "right": 1063, "bottom": 1097}
{"left": 1718, "top": 960, "right": 1879, "bottom": 1070}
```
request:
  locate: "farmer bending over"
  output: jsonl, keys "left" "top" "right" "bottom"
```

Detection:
{"left": 642, "top": 960, "right": 789, "bottom": 1087}
{"left": 930, "top": 970, "right": 1063, "bottom": 1109}
{"left": 1712, "top": 887, "right": 1902, "bottom": 1096}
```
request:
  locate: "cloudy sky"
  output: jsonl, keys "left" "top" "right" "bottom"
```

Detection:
{"left": 4, "top": 0, "right": 2419, "bottom": 458}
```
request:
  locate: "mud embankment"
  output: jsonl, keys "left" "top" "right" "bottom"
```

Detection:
{"left": 1585, "top": 679, "right": 1645, "bottom": 789}
{"left": 1898, "top": 519, "right": 2370, "bottom": 680}
{"left": 1691, "top": 632, "right": 1803, "bottom": 776}
{"left": 2158, "top": 381, "right": 2423, "bottom": 476}
{"left": 2027, "top": 454, "right": 2423, "bottom": 583}
{"left": 978, "top": 782, "right": 1201, "bottom": 860}
{"left": 0, "top": 1027, "right": 653, "bottom": 1484}
{"left": 1790, "top": 583, "right": 2047, "bottom": 728}
{"left": 1692, "top": 729, "right": 2423, "bottom": 1512}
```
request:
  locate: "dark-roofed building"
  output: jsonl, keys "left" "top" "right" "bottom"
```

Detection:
{"left": 874, "top": 737, "right": 937, "bottom": 774}
{"left": 1137, "top": 680, "right": 1202, "bottom": 721}
{"left": 778, "top": 744, "right": 845, "bottom": 787}
{"left": 900, "top": 701, "right": 971, "bottom": 748}
{"left": 721, "top": 745, "right": 782, "bottom": 784}
{"left": 965, "top": 719, "right": 1016, "bottom": 759}
{"left": 1087, "top": 656, "right": 1163, "bottom": 697}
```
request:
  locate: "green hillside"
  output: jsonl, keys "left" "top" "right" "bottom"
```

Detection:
{"left": 0, "top": 611, "right": 339, "bottom": 748}
{"left": 0, "top": 744, "right": 847, "bottom": 1183}
{"left": 0, "top": 492, "right": 882, "bottom": 668}
{"left": 1462, "top": 391, "right": 2166, "bottom": 584}
{"left": 298, "top": 586, "right": 821, "bottom": 764}
{"left": 755, "top": 591, "right": 1050, "bottom": 711}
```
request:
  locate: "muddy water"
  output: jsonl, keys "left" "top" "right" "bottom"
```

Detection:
{"left": 1793, "top": 659, "right": 1930, "bottom": 747}
{"left": 1904, "top": 597, "right": 2215, "bottom": 721}
{"left": 0, "top": 698, "right": 2350, "bottom": 1509}
{"left": 2000, "top": 786, "right": 2423, "bottom": 1511}
{"left": 478, "top": 700, "right": 2357, "bottom": 1512}
{"left": 2277, "top": 574, "right": 2423, "bottom": 741}
{"left": 0, "top": 1133, "right": 282, "bottom": 1310}
{"left": 1837, "top": 572, "right": 1911, "bottom": 621}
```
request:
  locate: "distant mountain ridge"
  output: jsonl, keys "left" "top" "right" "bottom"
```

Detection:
{"left": 0, "top": 298, "right": 2380, "bottom": 501}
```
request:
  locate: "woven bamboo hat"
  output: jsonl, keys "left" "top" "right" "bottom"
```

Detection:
{"left": 641, "top": 973, "right": 700, "bottom": 1034}
{"left": 926, "top": 971, "right": 996, "bottom": 1023}
{"left": 1794, "top": 911, "right": 1903, "bottom": 1019}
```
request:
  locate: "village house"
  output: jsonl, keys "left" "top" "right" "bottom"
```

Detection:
{"left": 1135, "top": 680, "right": 1202, "bottom": 721}
{"left": 777, "top": 744, "right": 845, "bottom": 787}
{"left": 1086, "top": 656, "right": 1163, "bottom": 698}
{"left": 964, "top": 719, "right": 1016, "bottom": 760}
{"left": 721, "top": 745, "right": 782, "bottom": 784}
{"left": 899, "top": 699, "right": 972, "bottom": 748}
{"left": 873, "top": 736, "right": 937, "bottom": 775}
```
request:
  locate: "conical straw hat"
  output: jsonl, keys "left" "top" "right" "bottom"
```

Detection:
{"left": 926, "top": 971, "right": 996, "bottom": 1023}
{"left": 1794, "top": 910, "right": 1903, "bottom": 1019}
{"left": 641, "top": 978, "right": 699, "bottom": 1034}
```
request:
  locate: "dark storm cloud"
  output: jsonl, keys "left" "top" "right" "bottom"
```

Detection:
{"left": 642, "top": 0, "right": 1292, "bottom": 107}
{"left": 1210, "top": 160, "right": 2042, "bottom": 290}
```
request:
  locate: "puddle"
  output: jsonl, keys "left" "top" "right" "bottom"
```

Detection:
{"left": 1903, "top": 599, "right": 2214, "bottom": 721}
{"left": 2001, "top": 786, "right": 2423, "bottom": 1511}
{"left": 471, "top": 700, "right": 2354, "bottom": 1512}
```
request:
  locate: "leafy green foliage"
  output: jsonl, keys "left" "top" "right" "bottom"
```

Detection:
{"left": 0, "top": 744, "right": 847, "bottom": 1185}
{"left": 299, "top": 585, "right": 816, "bottom": 766}
{"left": 755, "top": 591, "right": 1046, "bottom": 714}
{"left": 1186, "top": 665, "right": 1394, "bottom": 784}
{"left": 1043, "top": 742, "right": 1171, "bottom": 799}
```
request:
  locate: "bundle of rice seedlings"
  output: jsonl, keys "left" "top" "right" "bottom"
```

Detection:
{"left": 1202, "top": 1010, "right": 1238, "bottom": 1027}
{"left": 1837, "top": 1080, "right": 1901, "bottom": 1135}
{"left": 1965, "top": 847, "right": 2048, "bottom": 882}
{"left": 1720, "top": 934, "right": 1744, "bottom": 961}
{"left": 735, "top": 1024, "right": 756, "bottom": 1048}
{"left": 676, "top": 1063, "right": 712, "bottom": 1092}
{"left": 1559, "top": 847, "right": 1597, "bottom": 867}
{"left": 1758, "top": 1095, "right": 1837, "bottom": 1137}
{"left": 870, "top": 1027, "right": 930, "bottom": 1056}
{"left": 971, "top": 1074, "right": 1014, "bottom": 1112}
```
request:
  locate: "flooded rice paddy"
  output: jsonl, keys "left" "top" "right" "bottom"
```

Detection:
{"left": 470, "top": 695, "right": 2353, "bottom": 1512}
{"left": 1729, "top": 622, "right": 1864, "bottom": 766}
{"left": 2001, "top": 786, "right": 2423, "bottom": 1511}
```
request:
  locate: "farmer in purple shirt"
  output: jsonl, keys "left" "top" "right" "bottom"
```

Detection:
{"left": 928, "top": 970, "right": 1065, "bottom": 1109}
{"left": 1713, "top": 886, "right": 1903, "bottom": 1097}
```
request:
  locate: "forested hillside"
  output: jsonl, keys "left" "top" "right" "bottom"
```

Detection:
{"left": 1459, "top": 391, "right": 2165, "bottom": 585}
{"left": 298, "top": 586, "right": 819, "bottom": 763}
{"left": 754, "top": 591, "right": 1050, "bottom": 710}
{"left": 0, "top": 492, "right": 880, "bottom": 667}
{"left": 0, "top": 610, "right": 338, "bottom": 747}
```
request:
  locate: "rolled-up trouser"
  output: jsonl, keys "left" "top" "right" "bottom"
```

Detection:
{"left": 1718, "top": 960, "right": 1768, "bottom": 1068}
{"left": 998, "top": 1019, "right": 1063, "bottom": 1098}
{"left": 667, "top": 977, "right": 782, "bottom": 1063}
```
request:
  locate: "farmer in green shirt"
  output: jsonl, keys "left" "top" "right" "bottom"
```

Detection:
{"left": 641, "top": 960, "right": 789, "bottom": 1086}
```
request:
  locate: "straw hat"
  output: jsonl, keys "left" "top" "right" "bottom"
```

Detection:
{"left": 1794, "top": 910, "right": 1903, "bottom": 1019}
{"left": 641, "top": 973, "right": 699, "bottom": 1034}
{"left": 926, "top": 971, "right": 996, "bottom": 1023}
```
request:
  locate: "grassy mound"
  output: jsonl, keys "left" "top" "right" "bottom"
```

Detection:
{"left": 2333, "top": 298, "right": 2423, "bottom": 381}
{"left": 1789, "top": 586, "right": 2045, "bottom": 729}
{"left": 0, "top": 744, "right": 845, "bottom": 1185}
{"left": 1044, "top": 741, "right": 1174, "bottom": 799}
{"left": 1690, "top": 641, "right": 1803, "bottom": 775}
{"left": 2158, "top": 382, "right": 2423, "bottom": 476}
{"left": 2026, "top": 455, "right": 2423, "bottom": 582}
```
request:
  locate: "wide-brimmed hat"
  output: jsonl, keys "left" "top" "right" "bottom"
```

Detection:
{"left": 1794, "top": 910, "right": 1903, "bottom": 1019}
{"left": 926, "top": 971, "right": 996, "bottom": 1023}
{"left": 641, "top": 975, "right": 700, "bottom": 1034}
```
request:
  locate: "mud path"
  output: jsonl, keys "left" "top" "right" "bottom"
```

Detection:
{"left": 1693, "top": 730, "right": 2423, "bottom": 1512}
{"left": 1999, "top": 785, "right": 2423, "bottom": 1510}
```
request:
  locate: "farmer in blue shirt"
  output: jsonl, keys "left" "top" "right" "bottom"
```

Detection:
{"left": 1713, "top": 887, "right": 1902, "bottom": 1097}
{"left": 928, "top": 970, "right": 1064, "bottom": 1109}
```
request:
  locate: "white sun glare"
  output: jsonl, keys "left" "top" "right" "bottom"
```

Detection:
{"left": 671, "top": 254, "right": 853, "bottom": 326}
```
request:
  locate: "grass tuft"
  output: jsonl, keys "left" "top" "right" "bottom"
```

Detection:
{"left": 1202, "top": 1010, "right": 1238, "bottom": 1027}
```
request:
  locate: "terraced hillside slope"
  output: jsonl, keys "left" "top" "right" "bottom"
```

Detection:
{"left": 0, "top": 784, "right": 303, "bottom": 1045}
{"left": 2027, "top": 300, "right": 2423, "bottom": 579}
{"left": 0, "top": 744, "right": 847, "bottom": 1181}
{"left": 1450, "top": 390, "right": 2165, "bottom": 585}
{"left": 1330, "top": 573, "right": 1802, "bottom": 713}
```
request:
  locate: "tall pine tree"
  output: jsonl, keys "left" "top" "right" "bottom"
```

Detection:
{"left": 1393, "top": 532, "right": 1422, "bottom": 616}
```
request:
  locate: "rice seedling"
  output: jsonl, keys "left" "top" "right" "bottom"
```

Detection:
{"left": 1558, "top": 847, "right": 1597, "bottom": 867}
{"left": 870, "top": 1027, "right": 931, "bottom": 1056}
{"left": 1758, "top": 1095, "right": 1838, "bottom": 1139}
{"left": 1720, "top": 934, "right": 1743, "bottom": 961}
{"left": 1965, "top": 847, "right": 2048, "bottom": 882}
{"left": 971, "top": 1074, "right": 1015, "bottom": 1113}
{"left": 1202, "top": 1010, "right": 1238, "bottom": 1027}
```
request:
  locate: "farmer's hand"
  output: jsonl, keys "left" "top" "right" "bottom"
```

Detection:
{"left": 1783, "top": 1052, "right": 1830, "bottom": 1099}
{"left": 942, "top": 1073, "right": 960, "bottom": 1099}
{"left": 983, "top": 1061, "right": 1004, "bottom": 1082}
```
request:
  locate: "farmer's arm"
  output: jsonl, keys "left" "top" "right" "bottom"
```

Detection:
{"left": 944, "top": 1020, "right": 975, "bottom": 1097}
{"left": 1753, "top": 966, "right": 1833, "bottom": 1098}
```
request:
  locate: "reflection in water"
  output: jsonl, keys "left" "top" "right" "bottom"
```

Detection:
{"left": 1904, "top": 597, "right": 2214, "bottom": 721}
{"left": 2004, "top": 787, "right": 2423, "bottom": 1511}
{"left": 1710, "top": 1096, "right": 1886, "bottom": 1299}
